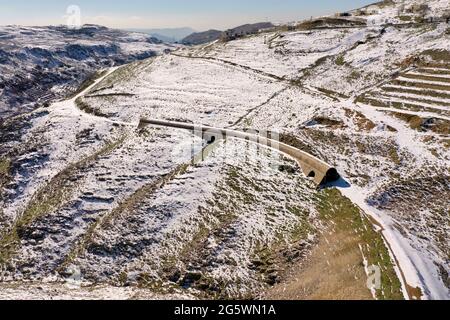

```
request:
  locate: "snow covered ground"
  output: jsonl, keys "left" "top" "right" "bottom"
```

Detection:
{"left": 0, "top": 0, "right": 449, "bottom": 300}
{"left": 0, "top": 25, "right": 175, "bottom": 120}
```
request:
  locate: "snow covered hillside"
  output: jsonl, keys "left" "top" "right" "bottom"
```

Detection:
{"left": 0, "top": 0, "right": 449, "bottom": 300}
{"left": 0, "top": 24, "right": 175, "bottom": 120}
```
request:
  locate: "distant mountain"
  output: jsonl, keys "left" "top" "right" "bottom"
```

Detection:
{"left": 225, "top": 22, "right": 275, "bottom": 39}
{"left": 181, "top": 29, "right": 223, "bottom": 46}
{"left": 126, "top": 27, "right": 196, "bottom": 43}
{"left": 147, "top": 33, "right": 178, "bottom": 43}
{"left": 181, "top": 22, "right": 275, "bottom": 46}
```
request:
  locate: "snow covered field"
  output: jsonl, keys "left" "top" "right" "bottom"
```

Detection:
{"left": 1, "top": 0, "right": 449, "bottom": 300}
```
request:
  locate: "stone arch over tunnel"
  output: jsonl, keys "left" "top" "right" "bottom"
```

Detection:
{"left": 137, "top": 118, "right": 341, "bottom": 186}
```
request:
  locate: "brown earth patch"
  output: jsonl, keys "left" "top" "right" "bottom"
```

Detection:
{"left": 401, "top": 73, "right": 450, "bottom": 84}
{"left": 265, "top": 189, "right": 404, "bottom": 300}
{"left": 344, "top": 108, "right": 377, "bottom": 131}
{"left": 265, "top": 227, "right": 373, "bottom": 300}
{"left": 388, "top": 112, "right": 450, "bottom": 135}
{"left": 392, "top": 80, "right": 450, "bottom": 92}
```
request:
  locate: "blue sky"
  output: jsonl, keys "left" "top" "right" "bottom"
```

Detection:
{"left": 0, "top": 0, "right": 375, "bottom": 30}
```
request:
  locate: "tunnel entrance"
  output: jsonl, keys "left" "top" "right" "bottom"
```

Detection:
{"left": 320, "top": 168, "right": 340, "bottom": 185}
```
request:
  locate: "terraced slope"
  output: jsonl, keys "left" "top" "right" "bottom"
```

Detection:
{"left": 357, "top": 54, "right": 450, "bottom": 120}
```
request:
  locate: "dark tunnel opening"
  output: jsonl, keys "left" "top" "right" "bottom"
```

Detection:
{"left": 207, "top": 136, "right": 216, "bottom": 144}
{"left": 321, "top": 168, "right": 341, "bottom": 185}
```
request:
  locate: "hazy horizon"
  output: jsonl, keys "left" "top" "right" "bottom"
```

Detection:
{"left": 0, "top": 0, "right": 375, "bottom": 31}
